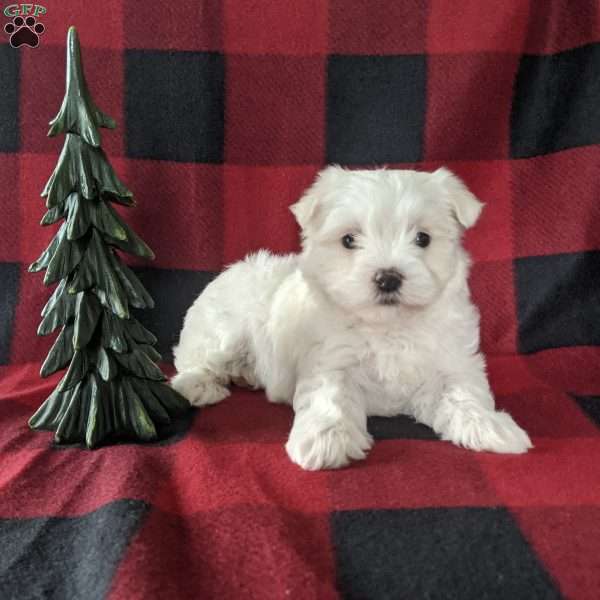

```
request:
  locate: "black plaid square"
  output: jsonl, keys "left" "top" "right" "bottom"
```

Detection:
{"left": 132, "top": 267, "right": 217, "bottom": 360}
{"left": 511, "top": 43, "right": 600, "bottom": 158}
{"left": 125, "top": 50, "right": 225, "bottom": 163}
{"left": 326, "top": 55, "right": 426, "bottom": 164}
{"left": 367, "top": 415, "right": 438, "bottom": 440}
{"left": 0, "top": 262, "right": 19, "bottom": 365}
{"left": 515, "top": 251, "right": 600, "bottom": 353}
{"left": 0, "top": 500, "right": 147, "bottom": 600}
{"left": 331, "top": 508, "right": 560, "bottom": 600}
{"left": 573, "top": 394, "right": 600, "bottom": 428}
{"left": 0, "top": 44, "right": 19, "bottom": 152}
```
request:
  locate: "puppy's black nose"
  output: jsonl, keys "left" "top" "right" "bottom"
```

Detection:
{"left": 374, "top": 269, "right": 403, "bottom": 293}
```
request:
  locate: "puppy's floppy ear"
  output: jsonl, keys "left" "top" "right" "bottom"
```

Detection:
{"left": 433, "top": 167, "right": 483, "bottom": 229}
{"left": 289, "top": 191, "right": 319, "bottom": 231}
{"left": 290, "top": 165, "right": 344, "bottom": 231}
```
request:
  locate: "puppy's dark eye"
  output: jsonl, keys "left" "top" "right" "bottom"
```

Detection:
{"left": 342, "top": 234, "right": 356, "bottom": 249}
{"left": 415, "top": 232, "right": 431, "bottom": 248}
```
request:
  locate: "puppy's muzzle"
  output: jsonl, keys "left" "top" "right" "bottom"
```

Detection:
{"left": 374, "top": 269, "right": 403, "bottom": 294}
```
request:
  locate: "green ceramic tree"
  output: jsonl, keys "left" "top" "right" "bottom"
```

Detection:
{"left": 28, "top": 26, "right": 189, "bottom": 447}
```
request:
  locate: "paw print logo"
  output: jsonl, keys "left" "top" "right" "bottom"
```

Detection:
{"left": 4, "top": 15, "right": 45, "bottom": 48}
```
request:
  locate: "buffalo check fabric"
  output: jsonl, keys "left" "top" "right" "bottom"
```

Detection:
{"left": 1, "top": 0, "right": 600, "bottom": 598}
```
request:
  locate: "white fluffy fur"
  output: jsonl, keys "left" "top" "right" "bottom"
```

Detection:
{"left": 172, "top": 167, "right": 532, "bottom": 470}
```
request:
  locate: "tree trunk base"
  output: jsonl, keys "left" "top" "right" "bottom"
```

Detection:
{"left": 29, "top": 373, "right": 190, "bottom": 448}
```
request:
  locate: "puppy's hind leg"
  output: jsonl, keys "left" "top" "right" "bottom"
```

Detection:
{"left": 171, "top": 368, "right": 231, "bottom": 408}
{"left": 171, "top": 328, "right": 241, "bottom": 407}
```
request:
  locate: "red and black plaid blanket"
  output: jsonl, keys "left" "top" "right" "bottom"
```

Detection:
{"left": 1, "top": 1, "right": 600, "bottom": 598}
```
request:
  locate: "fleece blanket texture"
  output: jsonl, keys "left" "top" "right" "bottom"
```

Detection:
{"left": 1, "top": 1, "right": 599, "bottom": 598}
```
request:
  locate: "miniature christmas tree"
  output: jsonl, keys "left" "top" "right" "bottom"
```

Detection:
{"left": 28, "top": 27, "right": 189, "bottom": 447}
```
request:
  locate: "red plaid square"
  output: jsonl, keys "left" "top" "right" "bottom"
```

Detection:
{"left": 0, "top": 442, "right": 167, "bottom": 517}
{"left": 124, "top": 0, "right": 223, "bottom": 51}
{"left": 513, "top": 506, "right": 600, "bottom": 600}
{"left": 329, "top": 0, "right": 427, "bottom": 55}
{"left": 20, "top": 46, "right": 124, "bottom": 158}
{"left": 449, "top": 160, "right": 513, "bottom": 263}
{"left": 223, "top": 165, "right": 315, "bottom": 263}
{"left": 0, "top": 153, "right": 20, "bottom": 262}
{"left": 524, "top": 348, "right": 600, "bottom": 397}
{"left": 427, "top": 0, "right": 529, "bottom": 53}
{"left": 470, "top": 260, "right": 518, "bottom": 357}
{"left": 153, "top": 439, "right": 332, "bottom": 514}
{"left": 41, "top": 0, "right": 124, "bottom": 50}
{"left": 117, "top": 160, "right": 224, "bottom": 271}
{"left": 19, "top": 153, "right": 55, "bottom": 267}
{"left": 110, "top": 506, "right": 338, "bottom": 600}
{"left": 477, "top": 438, "right": 600, "bottom": 507}
{"left": 496, "top": 390, "right": 599, "bottom": 439}
{"left": 511, "top": 147, "right": 600, "bottom": 258}
{"left": 225, "top": 55, "right": 325, "bottom": 165}
{"left": 329, "top": 441, "right": 499, "bottom": 510}
{"left": 487, "top": 355, "right": 546, "bottom": 396}
{"left": 425, "top": 53, "right": 519, "bottom": 161}
{"left": 0, "top": 363, "right": 59, "bottom": 410}
{"left": 223, "top": 0, "right": 327, "bottom": 55}
{"left": 524, "top": 0, "right": 600, "bottom": 54}
{"left": 191, "top": 389, "right": 292, "bottom": 443}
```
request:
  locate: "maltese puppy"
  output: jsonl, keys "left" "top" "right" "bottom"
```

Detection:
{"left": 172, "top": 166, "right": 532, "bottom": 470}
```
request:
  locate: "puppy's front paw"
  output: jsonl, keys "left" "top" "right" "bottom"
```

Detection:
{"left": 435, "top": 402, "right": 532, "bottom": 454}
{"left": 171, "top": 371, "right": 230, "bottom": 407}
{"left": 478, "top": 411, "right": 532, "bottom": 454}
{"left": 286, "top": 413, "right": 373, "bottom": 470}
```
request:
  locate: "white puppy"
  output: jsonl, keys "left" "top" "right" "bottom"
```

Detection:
{"left": 172, "top": 167, "right": 532, "bottom": 470}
